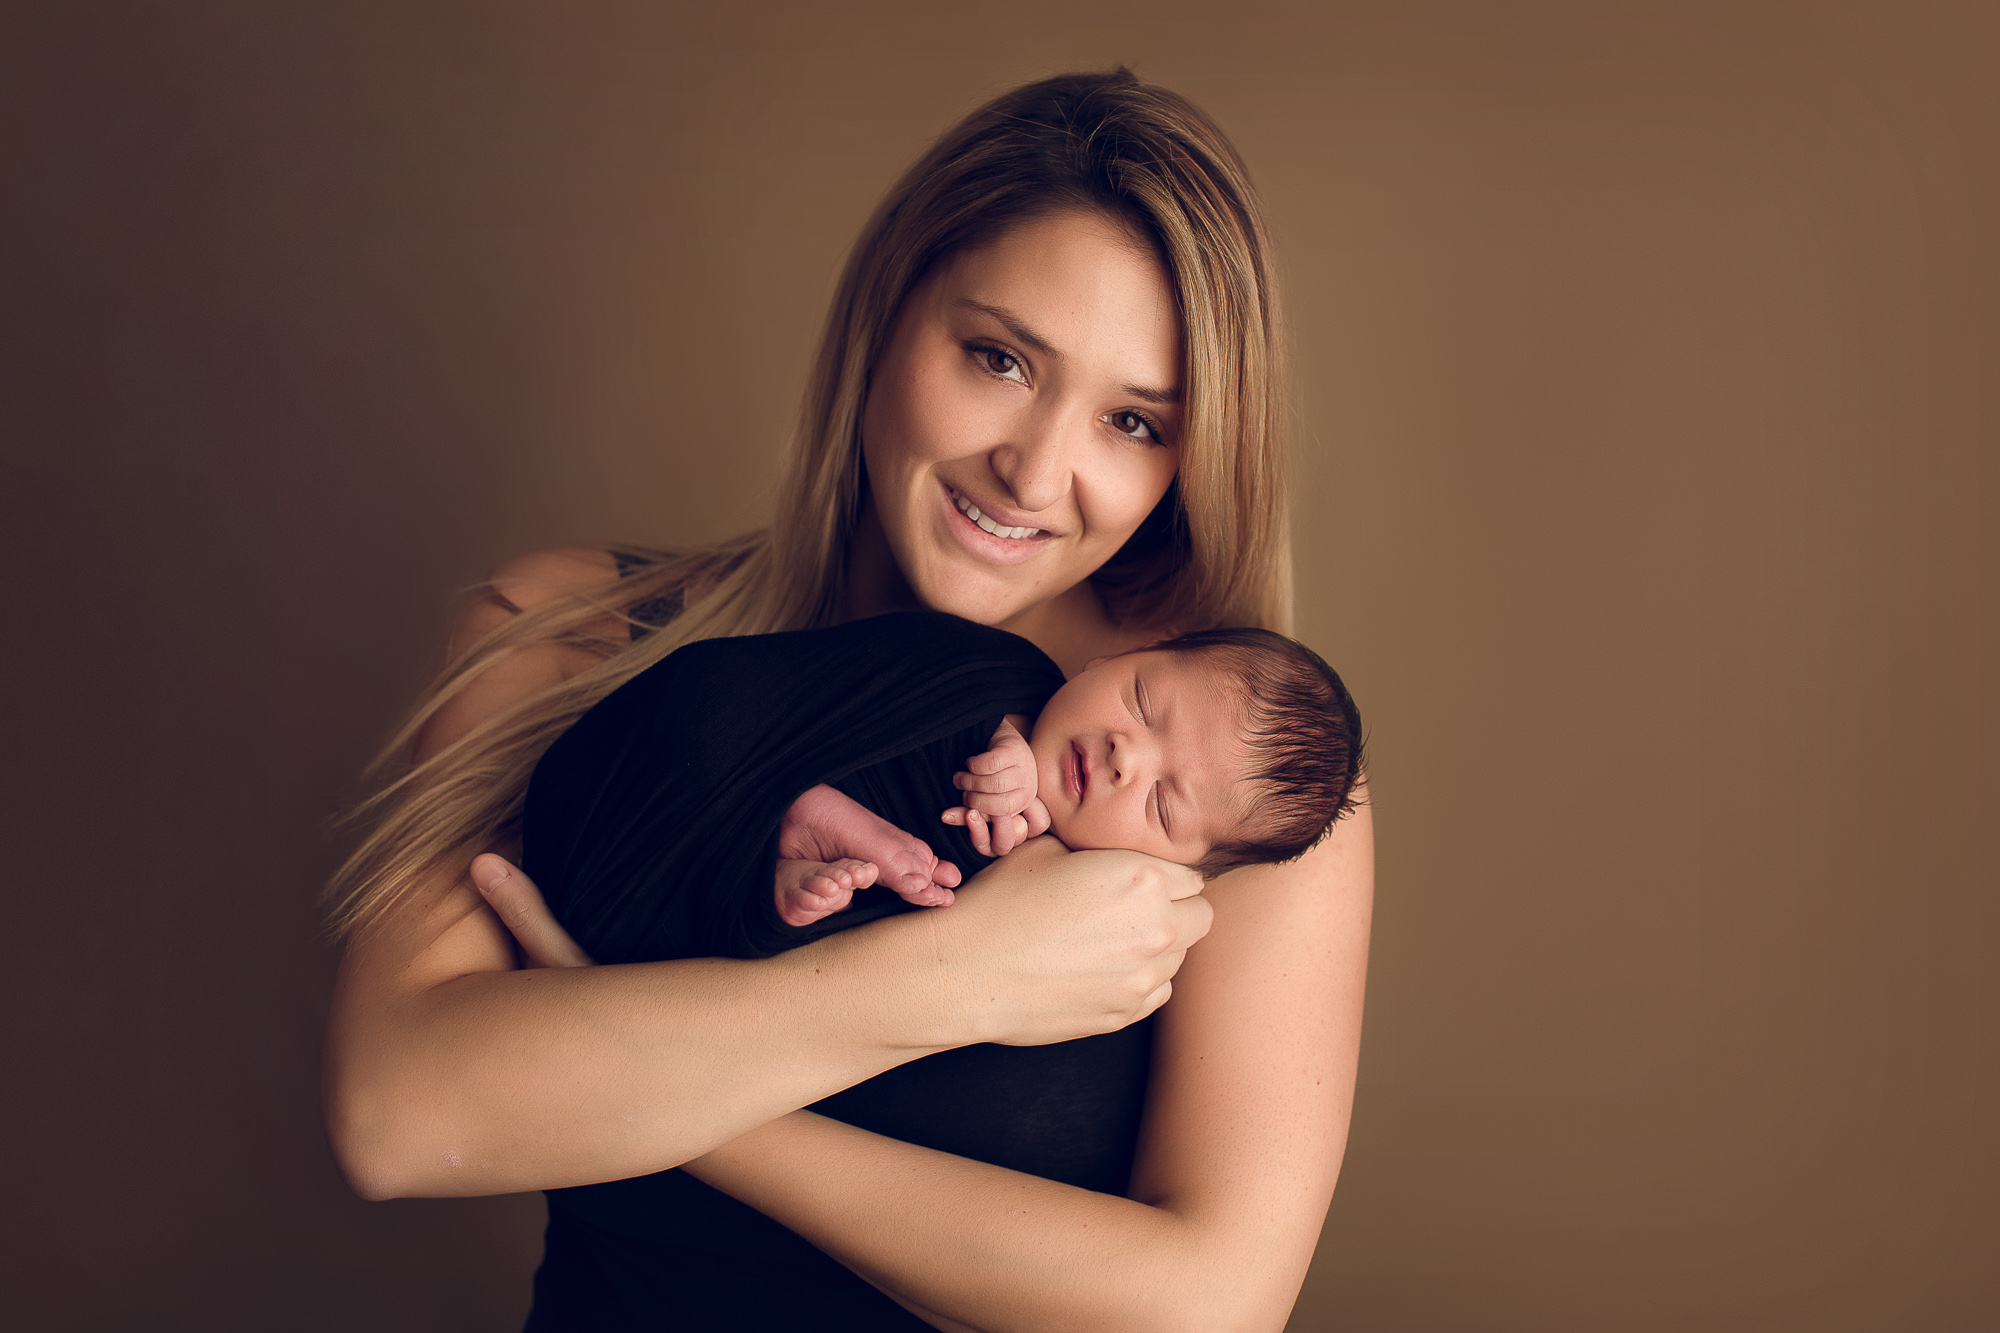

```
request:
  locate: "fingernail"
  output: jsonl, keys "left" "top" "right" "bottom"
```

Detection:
{"left": 470, "top": 858, "right": 508, "bottom": 894}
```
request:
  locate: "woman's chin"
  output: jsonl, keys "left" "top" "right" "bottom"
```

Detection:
{"left": 904, "top": 562, "right": 1048, "bottom": 627}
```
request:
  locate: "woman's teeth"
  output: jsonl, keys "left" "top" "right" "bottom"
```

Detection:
{"left": 953, "top": 491, "right": 1043, "bottom": 541}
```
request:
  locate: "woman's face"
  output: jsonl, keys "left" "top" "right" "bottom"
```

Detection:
{"left": 859, "top": 210, "right": 1184, "bottom": 633}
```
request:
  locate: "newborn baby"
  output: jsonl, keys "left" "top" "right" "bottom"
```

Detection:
{"left": 774, "top": 627, "right": 1364, "bottom": 928}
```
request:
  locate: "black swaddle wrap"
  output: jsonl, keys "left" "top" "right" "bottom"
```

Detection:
{"left": 524, "top": 611, "right": 1065, "bottom": 962}
{"left": 518, "top": 611, "right": 1156, "bottom": 1331}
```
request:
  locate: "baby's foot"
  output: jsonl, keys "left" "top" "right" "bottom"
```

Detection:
{"left": 780, "top": 784, "right": 962, "bottom": 906}
{"left": 774, "top": 858, "right": 879, "bottom": 928}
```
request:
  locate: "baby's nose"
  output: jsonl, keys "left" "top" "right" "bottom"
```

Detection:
{"left": 1107, "top": 733, "right": 1150, "bottom": 787}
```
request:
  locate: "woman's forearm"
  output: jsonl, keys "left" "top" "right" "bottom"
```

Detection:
{"left": 323, "top": 841, "right": 1207, "bottom": 1199}
{"left": 684, "top": 1113, "right": 1270, "bottom": 1333}
{"left": 324, "top": 889, "right": 959, "bottom": 1198}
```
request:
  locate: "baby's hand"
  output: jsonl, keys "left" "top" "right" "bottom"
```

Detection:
{"left": 942, "top": 716, "right": 1051, "bottom": 857}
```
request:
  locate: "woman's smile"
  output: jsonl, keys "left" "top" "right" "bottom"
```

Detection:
{"left": 947, "top": 483, "right": 1047, "bottom": 542}
{"left": 940, "top": 482, "right": 1055, "bottom": 567}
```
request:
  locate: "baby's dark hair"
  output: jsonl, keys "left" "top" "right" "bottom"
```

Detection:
{"left": 1135, "top": 627, "right": 1365, "bottom": 878}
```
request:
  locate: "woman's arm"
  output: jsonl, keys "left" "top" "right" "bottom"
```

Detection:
{"left": 681, "top": 800, "right": 1374, "bottom": 1333}
{"left": 323, "top": 551, "right": 1212, "bottom": 1200}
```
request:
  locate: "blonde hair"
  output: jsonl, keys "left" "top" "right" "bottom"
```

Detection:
{"left": 327, "top": 68, "right": 1292, "bottom": 936}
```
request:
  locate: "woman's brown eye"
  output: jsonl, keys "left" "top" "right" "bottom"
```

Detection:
{"left": 982, "top": 349, "right": 1019, "bottom": 376}
{"left": 1109, "top": 410, "right": 1154, "bottom": 440}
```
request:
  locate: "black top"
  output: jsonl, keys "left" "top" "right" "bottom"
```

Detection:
{"left": 519, "top": 611, "right": 1157, "bottom": 1331}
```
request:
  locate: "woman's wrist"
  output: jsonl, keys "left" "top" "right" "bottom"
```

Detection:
{"left": 776, "top": 904, "right": 978, "bottom": 1054}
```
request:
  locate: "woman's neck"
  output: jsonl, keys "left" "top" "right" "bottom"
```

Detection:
{"left": 998, "top": 582, "right": 1157, "bottom": 678}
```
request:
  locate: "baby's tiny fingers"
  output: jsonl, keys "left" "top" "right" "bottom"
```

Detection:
{"left": 953, "top": 770, "right": 1023, "bottom": 795}
{"left": 990, "top": 814, "right": 1027, "bottom": 857}
{"left": 962, "top": 789, "right": 1027, "bottom": 818}
{"left": 965, "top": 808, "right": 993, "bottom": 858}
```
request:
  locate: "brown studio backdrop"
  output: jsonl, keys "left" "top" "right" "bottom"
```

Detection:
{"left": 4, "top": 1, "right": 1993, "bottom": 1328}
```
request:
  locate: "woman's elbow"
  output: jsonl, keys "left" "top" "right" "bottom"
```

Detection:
{"left": 1137, "top": 1241, "right": 1310, "bottom": 1333}
{"left": 1151, "top": 1294, "right": 1295, "bottom": 1333}
{"left": 323, "top": 1081, "right": 415, "bottom": 1201}
{"left": 321, "top": 1054, "right": 450, "bottom": 1200}
{"left": 334, "top": 1151, "right": 408, "bottom": 1204}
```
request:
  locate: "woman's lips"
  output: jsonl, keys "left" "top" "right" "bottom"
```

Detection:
{"left": 940, "top": 482, "right": 1055, "bottom": 566}
{"left": 948, "top": 485, "right": 1045, "bottom": 540}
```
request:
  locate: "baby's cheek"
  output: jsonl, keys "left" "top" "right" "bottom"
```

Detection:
{"left": 1046, "top": 803, "right": 1143, "bottom": 856}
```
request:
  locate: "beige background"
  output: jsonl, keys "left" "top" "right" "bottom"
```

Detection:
{"left": 5, "top": 1, "right": 1994, "bottom": 1328}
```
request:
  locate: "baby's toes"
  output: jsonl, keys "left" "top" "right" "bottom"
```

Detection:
{"left": 885, "top": 864, "right": 937, "bottom": 897}
{"left": 831, "top": 859, "right": 879, "bottom": 890}
{"left": 778, "top": 889, "right": 839, "bottom": 928}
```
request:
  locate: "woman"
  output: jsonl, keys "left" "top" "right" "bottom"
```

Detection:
{"left": 324, "top": 70, "right": 1372, "bottom": 1330}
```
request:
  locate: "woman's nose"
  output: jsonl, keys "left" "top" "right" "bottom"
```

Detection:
{"left": 986, "top": 406, "right": 1079, "bottom": 515}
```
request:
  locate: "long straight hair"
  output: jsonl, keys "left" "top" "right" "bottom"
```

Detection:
{"left": 327, "top": 69, "right": 1292, "bottom": 936}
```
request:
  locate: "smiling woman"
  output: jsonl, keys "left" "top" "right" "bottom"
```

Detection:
{"left": 322, "top": 68, "right": 1369, "bottom": 1332}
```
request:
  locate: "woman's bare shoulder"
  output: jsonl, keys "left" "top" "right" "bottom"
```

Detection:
{"left": 488, "top": 545, "right": 623, "bottom": 599}
{"left": 442, "top": 546, "right": 618, "bottom": 650}
{"left": 418, "top": 547, "right": 624, "bottom": 761}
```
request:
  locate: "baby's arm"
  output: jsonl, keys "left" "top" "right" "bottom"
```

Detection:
{"left": 941, "top": 715, "right": 1051, "bottom": 858}
{"left": 774, "top": 784, "right": 962, "bottom": 929}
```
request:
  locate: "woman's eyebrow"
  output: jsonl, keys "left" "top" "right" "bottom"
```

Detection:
{"left": 1120, "top": 381, "right": 1182, "bottom": 406}
{"left": 953, "top": 298, "right": 1061, "bottom": 359}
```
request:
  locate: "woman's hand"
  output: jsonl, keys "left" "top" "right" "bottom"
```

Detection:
{"left": 467, "top": 854, "right": 593, "bottom": 969}
{"left": 469, "top": 839, "right": 1210, "bottom": 1052}
{"left": 851, "top": 836, "right": 1210, "bottom": 1049}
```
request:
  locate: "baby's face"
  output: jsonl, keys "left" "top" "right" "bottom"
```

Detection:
{"left": 1029, "top": 650, "right": 1253, "bottom": 866}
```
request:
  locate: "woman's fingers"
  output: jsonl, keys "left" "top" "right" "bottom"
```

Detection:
{"left": 1171, "top": 890, "right": 1215, "bottom": 949}
{"left": 469, "top": 853, "right": 595, "bottom": 968}
{"left": 927, "top": 845, "right": 1213, "bottom": 1047}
